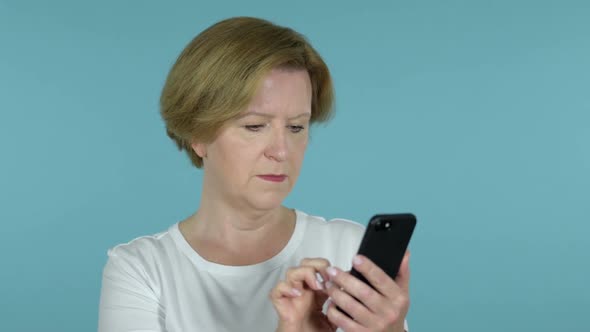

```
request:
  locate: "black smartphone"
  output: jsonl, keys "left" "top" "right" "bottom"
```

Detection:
{"left": 338, "top": 214, "right": 416, "bottom": 318}
{"left": 351, "top": 213, "right": 416, "bottom": 287}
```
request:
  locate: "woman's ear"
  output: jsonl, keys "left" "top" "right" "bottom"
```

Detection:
{"left": 191, "top": 142, "right": 207, "bottom": 159}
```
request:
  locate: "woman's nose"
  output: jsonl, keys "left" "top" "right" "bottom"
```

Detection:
{"left": 264, "top": 128, "right": 288, "bottom": 162}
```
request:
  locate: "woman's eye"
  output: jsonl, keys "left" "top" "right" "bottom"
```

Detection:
{"left": 244, "top": 124, "right": 265, "bottom": 132}
{"left": 289, "top": 125, "right": 305, "bottom": 133}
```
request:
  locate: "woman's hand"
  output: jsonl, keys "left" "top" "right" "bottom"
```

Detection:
{"left": 270, "top": 258, "right": 336, "bottom": 332}
{"left": 324, "top": 251, "right": 411, "bottom": 332}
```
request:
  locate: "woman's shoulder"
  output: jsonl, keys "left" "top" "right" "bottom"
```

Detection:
{"left": 297, "top": 209, "right": 365, "bottom": 235}
{"left": 105, "top": 225, "right": 177, "bottom": 266}
{"left": 101, "top": 226, "right": 180, "bottom": 291}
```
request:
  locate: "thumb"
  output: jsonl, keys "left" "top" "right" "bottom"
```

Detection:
{"left": 395, "top": 250, "right": 411, "bottom": 292}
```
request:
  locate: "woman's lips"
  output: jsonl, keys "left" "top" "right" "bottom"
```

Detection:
{"left": 257, "top": 174, "right": 287, "bottom": 182}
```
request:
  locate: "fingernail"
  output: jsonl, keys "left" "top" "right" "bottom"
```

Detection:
{"left": 316, "top": 272, "right": 325, "bottom": 288}
{"left": 315, "top": 272, "right": 324, "bottom": 284}
{"left": 327, "top": 267, "right": 338, "bottom": 277}
{"left": 292, "top": 288, "right": 302, "bottom": 297}
{"left": 325, "top": 281, "right": 333, "bottom": 289}
{"left": 353, "top": 255, "right": 363, "bottom": 266}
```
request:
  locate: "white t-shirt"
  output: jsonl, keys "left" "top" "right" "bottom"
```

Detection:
{"left": 98, "top": 210, "right": 408, "bottom": 332}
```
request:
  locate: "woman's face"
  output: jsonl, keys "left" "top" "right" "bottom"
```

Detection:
{"left": 194, "top": 68, "right": 312, "bottom": 211}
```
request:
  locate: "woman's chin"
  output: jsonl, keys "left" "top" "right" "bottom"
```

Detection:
{"left": 247, "top": 193, "right": 290, "bottom": 211}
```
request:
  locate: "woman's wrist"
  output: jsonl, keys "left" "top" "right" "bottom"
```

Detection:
{"left": 276, "top": 323, "right": 301, "bottom": 332}
{"left": 277, "top": 320, "right": 319, "bottom": 332}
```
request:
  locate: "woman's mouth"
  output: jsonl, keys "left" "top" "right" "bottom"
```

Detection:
{"left": 257, "top": 174, "right": 287, "bottom": 182}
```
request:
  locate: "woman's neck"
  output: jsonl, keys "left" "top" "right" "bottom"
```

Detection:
{"left": 179, "top": 203, "right": 296, "bottom": 266}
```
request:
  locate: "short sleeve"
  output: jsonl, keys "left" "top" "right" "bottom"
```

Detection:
{"left": 98, "top": 249, "right": 166, "bottom": 332}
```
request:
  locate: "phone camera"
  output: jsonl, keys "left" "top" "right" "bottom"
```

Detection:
{"left": 375, "top": 220, "right": 392, "bottom": 231}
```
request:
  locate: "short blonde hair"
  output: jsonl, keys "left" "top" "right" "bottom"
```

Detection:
{"left": 160, "top": 16, "right": 335, "bottom": 168}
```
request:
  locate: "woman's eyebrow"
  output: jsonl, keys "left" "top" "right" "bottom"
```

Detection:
{"left": 238, "top": 111, "right": 311, "bottom": 120}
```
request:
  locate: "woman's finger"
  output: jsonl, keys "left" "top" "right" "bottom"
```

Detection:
{"left": 325, "top": 298, "right": 364, "bottom": 332}
{"left": 325, "top": 279, "right": 374, "bottom": 325}
{"left": 394, "top": 251, "right": 411, "bottom": 293}
{"left": 269, "top": 280, "right": 303, "bottom": 301}
{"left": 299, "top": 257, "right": 331, "bottom": 289}
{"left": 285, "top": 264, "right": 328, "bottom": 291}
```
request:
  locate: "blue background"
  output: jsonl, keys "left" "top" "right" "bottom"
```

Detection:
{"left": 1, "top": 0, "right": 588, "bottom": 331}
